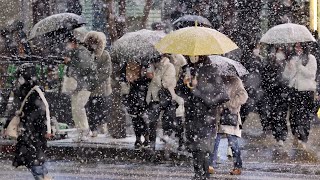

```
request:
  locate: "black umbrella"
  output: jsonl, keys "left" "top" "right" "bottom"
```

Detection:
{"left": 28, "top": 13, "right": 86, "bottom": 40}
{"left": 173, "top": 15, "right": 213, "bottom": 30}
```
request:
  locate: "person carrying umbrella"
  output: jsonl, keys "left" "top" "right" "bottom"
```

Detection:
{"left": 176, "top": 55, "right": 229, "bottom": 180}
{"left": 63, "top": 35, "right": 97, "bottom": 142}
{"left": 282, "top": 42, "right": 317, "bottom": 150}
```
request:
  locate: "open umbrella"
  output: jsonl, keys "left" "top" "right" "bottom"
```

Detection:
{"left": 155, "top": 26, "right": 238, "bottom": 56}
{"left": 111, "top": 29, "right": 165, "bottom": 66}
{"left": 29, "top": 13, "right": 86, "bottom": 40}
{"left": 260, "top": 23, "right": 316, "bottom": 44}
{"left": 173, "top": 15, "right": 213, "bottom": 30}
{"left": 209, "top": 55, "right": 248, "bottom": 77}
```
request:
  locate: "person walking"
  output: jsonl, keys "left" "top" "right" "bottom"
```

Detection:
{"left": 3, "top": 63, "right": 52, "bottom": 180}
{"left": 145, "top": 54, "right": 184, "bottom": 151}
{"left": 121, "top": 61, "right": 151, "bottom": 149}
{"left": 83, "top": 31, "right": 112, "bottom": 137}
{"left": 282, "top": 42, "right": 317, "bottom": 149}
{"left": 176, "top": 55, "right": 228, "bottom": 180}
{"left": 209, "top": 76, "right": 248, "bottom": 175}
{"left": 265, "top": 46, "right": 291, "bottom": 147}
{"left": 63, "top": 35, "right": 97, "bottom": 142}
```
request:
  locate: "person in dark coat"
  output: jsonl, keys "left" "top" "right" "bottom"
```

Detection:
{"left": 121, "top": 61, "right": 151, "bottom": 149}
{"left": 3, "top": 63, "right": 52, "bottom": 180}
{"left": 176, "top": 56, "right": 228, "bottom": 180}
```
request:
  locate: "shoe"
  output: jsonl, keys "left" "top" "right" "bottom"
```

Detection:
{"left": 292, "top": 136, "right": 299, "bottom": 148}
{"left": 72, "top": 129, "right": 89, "bottom": 142}
{"left": 43, "top": 175, "right": 53, "bottom": 180}
{"left": 227, "top": 146, "right": 233, "bottom": 158}
{"left": 278, "top": 140, "right": 284, "bottom": 147}
{"left": 208, "top": 166, "right": 215, "bottom": 174}
{"left": 134, "top": 140, "right": 142, "bottom": 150}
{"left": 297, "top": 140, "right": 307, "bottom": 150}
{"left": 230, "top": 168, "right": 241, "bottom": 175}
{"left": 91, "top": 131, "right": 98, "bottom": 137}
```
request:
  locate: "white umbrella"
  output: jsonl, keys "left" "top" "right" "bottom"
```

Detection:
{"left": 111, "top": 29, "right": 165, "bottom": 66}
{"left": 209, "top": 55, "right": 248, "bottom": 77}
{"left": 29, "top": 13, "right": 86, "bottom": 40}
{"left": 260, "top": 23, "right": 316, "bottom": 44}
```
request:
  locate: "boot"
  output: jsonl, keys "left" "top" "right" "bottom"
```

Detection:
{"left": 208, "top": 166, "right": 215, "bottom": 174}
{"left": 230, "top": 168, "right": 241, "bottom": 175}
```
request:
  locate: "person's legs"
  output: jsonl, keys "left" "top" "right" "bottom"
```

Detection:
{"left": 271, "top": 96, "right": 289, "bottom": 142}
{"left": 162, "top": 103, "right": 176, "bottom": 136}
{"left": 30, "top": 163, "right": 49, "bottom": 180}
{"left": 209, "top": 133, "right": 221, "bottom": 168}
{"left": 147, "top": 102, "right": 161, "bottom": 149}
{"left": 175, "top": 116, "right": 185, "bottom": 149}
{"left": 227, "top": 134, "right": 242, "bottom": 169}
{"left": 71, "top": 90, "right": 91, "bottom": 140}
{"left": 192, "top": 150, "right": 209, "bottom": 180}
{"left": 290, "top": 91, "right": 313, "bottom": 144}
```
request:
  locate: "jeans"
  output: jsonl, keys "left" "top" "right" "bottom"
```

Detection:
{"left": 210, "top": 133, "right": 242, "bottom": 169}
{"left": 30, "top": 164, "right": 48, "bottom": 180}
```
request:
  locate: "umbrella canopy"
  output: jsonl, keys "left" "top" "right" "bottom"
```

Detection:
{"left": 260, "top": 23, "right": 316, "bottom": 44}
{"left": 173, "top": 15, "right": 213, "bottom": 29}
{"left": 209, "top": 55, "right": 248, "bottom": 77}
{"left": 29, "top": 13, "right": 86, "bottom": 40}
{"left": 155, "top": 26, "right": 238, "bottom": 56}
{"left": 111, "top": 29, "right": 166, "bottom": 66}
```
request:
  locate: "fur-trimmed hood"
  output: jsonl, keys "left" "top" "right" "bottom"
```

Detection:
{"left": 84, "top": 31, "right": 107, "bottom": 57}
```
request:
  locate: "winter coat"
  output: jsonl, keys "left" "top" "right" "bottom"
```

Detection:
{"left": 12, "top": 83, "right": 48, "bottom": 168}
{"left": 170, "top": 54, "right": 187, "bottom": 81}
{"left": 176, "top": 58, "right": 225, "bottom": 152}
{"left": 65, "top": 45, "right": 97, "bottom": 92}
{"left": 218, "top": 76, "right": 248, "bottom": 137}
{"left": 146, "top": 57, "right": 183, "bottom": 105}
{"left": 84, "top": 31, "right": 112, "bottom": 97}
{"left": 282, "top": 54, "right": 317, "bottom": 92}
{"left": 124, "top": 76, "right": 151, "bottom": 115}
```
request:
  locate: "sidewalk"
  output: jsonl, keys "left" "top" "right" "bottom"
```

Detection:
{"left": 1, "top": 112, "right": 319, "bottom": 169}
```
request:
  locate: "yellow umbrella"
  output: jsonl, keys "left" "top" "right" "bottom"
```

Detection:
{"left": 155, "top": 26, "right": 238, "bottom": 56}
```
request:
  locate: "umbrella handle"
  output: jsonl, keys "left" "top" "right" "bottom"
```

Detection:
{"left": 187, "top": 82, "right": 194, "bottom": 89}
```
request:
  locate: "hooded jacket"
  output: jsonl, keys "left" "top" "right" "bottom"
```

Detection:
{"left": 84, "top": 31, "right": 112, "bottom": 97}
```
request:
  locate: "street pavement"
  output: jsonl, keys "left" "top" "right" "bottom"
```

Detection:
{"left": 1, "top": 112, "right": 320, "bottom": 179}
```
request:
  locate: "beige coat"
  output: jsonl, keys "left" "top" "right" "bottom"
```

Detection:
{"left": 146, "top": 57, "right": 184, "bottom": 106}
{"left": 84, "top": 31, "right": 112, "bottom": 97}
{"left": 218, "top": 76, "right": 248, "bottom": 137}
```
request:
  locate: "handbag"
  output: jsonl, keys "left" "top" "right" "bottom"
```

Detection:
{"left": 220, "top": 108, "right": 238, "bottom": 126}
{"left": 61, "top": 76, "right": 77, "bottom": 95}
{"left": 158, "top": 87, "right": 172, "bottom": 109}
{"left": 6, "top": 86, "right": 51, "bottom": 139}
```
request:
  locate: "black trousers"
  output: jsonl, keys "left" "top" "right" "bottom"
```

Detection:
{"left": 148, "top": 101, "right": 178, "bottom": 144}
{"left": 131, "top": 112, "right": 149, "bottom": 141}
{"left": 289, "top": 90, "right": 314, "bottom": 142}
{"left": 86, "top": 96, "right": 110, "bottom": 132}
{"left": 192, "top": 150, "right": 210, "bottom": 180}
{"left": 270, "top": 92, "right": 289, "bottom": 141}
